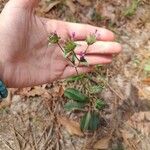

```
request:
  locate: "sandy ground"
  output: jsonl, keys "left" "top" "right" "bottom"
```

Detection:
{"left": 0, "top": 0, "right": 150, "bottom": 150}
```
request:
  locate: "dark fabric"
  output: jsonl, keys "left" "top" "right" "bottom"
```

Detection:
{"left": 0, "top": 80, "right": 8, "bottom": 99}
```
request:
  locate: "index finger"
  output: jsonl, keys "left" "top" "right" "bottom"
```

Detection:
{"left": 67, "top": 22, "right": 115, "bottom": 41}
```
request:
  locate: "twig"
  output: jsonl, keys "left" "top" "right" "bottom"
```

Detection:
{"left": 106, "top": 82, "right": 124, "bottom": 100}
{"left": 3, "top": 139, "right": 15, "bottom": 150}
{"left": 12, "top": 125, "right": 21, "bottom": 150}
{"left": 75, "top": 66, "right": 79, "bottom": 75}
{"left": 27, "top": 110, "right": 37, "bottom": 150}
{"left": 40, "top": 124, "right": 54, "bottom": 150}
{"left": 12, "top": 126, "right": 33, "bottom": 148}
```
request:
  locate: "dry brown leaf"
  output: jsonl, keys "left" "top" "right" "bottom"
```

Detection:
{"left": 77, "top": 0, "right": 91, "bottom": 6}
{"left": 44, "top": 1, "right": 61, "bottom": 13}
{"left": 16, "top": 86, "right": 51, "bottom": 99}
{"left": 121, "top": 129, "right": 138, "bottom": 150}
{"left": 57, "top": 116, "right": 84, "bottom": 137}
{"left": 142, "top": 77, "right": 150, "bottom": 85}
{"left": 16, "top": 87, "right": 32, "bottom": 96}
{"left": 127, "top": 112, "right": 150, "bottom": 136}
{"left": 65, "top": 0, "right": 76, "bottom": 13}
{"left": 93, "top": 136, "right": 111, "bottom": 150}
{"left": 121, "top": 129, "right": 134, "bottom": 140}
{"left": 138, "top": 85, "right": 150, "bottom": 100}
{"left": 0, "top": 90, "right": 12, "bottom": 109}
{"left": 26, "top": 86, "right": 49, "bottom": 97}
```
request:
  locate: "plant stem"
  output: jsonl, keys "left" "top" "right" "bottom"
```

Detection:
{"left": 77, "top": 45, "right": 90, "bottom": 67}
{"left": 57, "top": 43, "right": 73, "bottom": 64}
{"left": 75, "top": 66, "right": 79, "bottom": 75}
{"left": 73, "top": 51, "right": 80, "bottom": 62}
{"left": 57, "top": 43, "right": 64, "bottom": 52}
{"left": 57, "top": 42, "right": 79, "bottom": 75}
{"left": 84, "top": 45, "right": 89, "bottom": 54}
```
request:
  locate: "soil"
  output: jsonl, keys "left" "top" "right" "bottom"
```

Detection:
{"left": 0, "top": 0, "right": 150, "bottom": 150}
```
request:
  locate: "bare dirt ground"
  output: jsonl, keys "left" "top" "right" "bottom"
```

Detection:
{"left": 0, "top": 0, "right": 150, "bottom": 150}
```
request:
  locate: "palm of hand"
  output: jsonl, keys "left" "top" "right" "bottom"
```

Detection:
{"left": 0, "top": 0, "right": 121, "bottom": 88}
{"left": 0, "top": 3, "right": 72, "bottom": 87}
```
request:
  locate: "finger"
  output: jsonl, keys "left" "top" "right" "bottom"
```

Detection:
{"left": 6, "top": 0, "right": 38, "bottom": 9}
{"left": 61, "top": 66, "right": 93, "bottom": 79}
{"left": 67, "top": 22, "right": 115, "bottom": 41}
{"left": 75, "top": 41, "right": 122, "bottom": 55}
{"left": 43, "top": 20, "right": 115, "bottom": 41}
{"left": 75, "top": 55, "right": 112, "bottom": 66}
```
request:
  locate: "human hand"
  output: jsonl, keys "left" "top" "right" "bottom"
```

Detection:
{"left": 0, "top": 0, "right": 122, "bottom": 88}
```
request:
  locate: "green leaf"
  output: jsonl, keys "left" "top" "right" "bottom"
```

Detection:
{"left": 80, "top": 111, "right": 91, "bottom": 131}
{"left": 71, "top": 53, "right": 76, "bottom": 65}
{"left": 64, "top": 101, "right": 86, "bottom": 111}
{"left": 48, "top": 33, "right": 60, "bottom": 44}
{"left": 89, "top": 112, "right": 100, "bottom": 131}
{"left": 64, "top": 40, "right": 77, "bottom": 55}
{"left": 95, "top": 99, "right": 106, "bottom": 110}
{"left": 80, "top": 111, "right": 100, "bottom": 131}
{"left": 123, "top": 0, "right": 140, "bottom": 17}
{"left": 144, "top": 64, "right": 150, "bottom": 72}
{"left": 66, "top": 74, "right": 85, "bottom": 82}
{"left": 64, "top": 88, "right": 89, "bottom": 103}
{"left": 64, "top": 51, "right": 72, "bottom": 58}
{"left": 89, "top": 85, "right": 104, "bottom": 94}
{"left": 86, "top": 34, "right": 96, "bottom": 45}
{"left": 80, "top": 57, "right": 89, "bottom": 66}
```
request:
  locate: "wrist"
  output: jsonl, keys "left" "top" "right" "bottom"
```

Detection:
{"left": 0, "top": 61, "right": 3, "bottom": 80}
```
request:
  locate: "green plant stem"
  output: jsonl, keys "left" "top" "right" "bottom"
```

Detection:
{"left": 84, "top": 45, "right": 89, "bottom": 54}
{"left": 57, "top": 42, "right": 79, "bottom": 75}
{"left": 57, "top": 43, "right": 73, "bottom": 64}
{"left": 77, "top": 45, "right": 90, "bottom": 67}
{"left": 73, "top": 51, "right": 80, "bottom": 62}
{"left": 57, "top": 43, "right": 64, "bottom": 52}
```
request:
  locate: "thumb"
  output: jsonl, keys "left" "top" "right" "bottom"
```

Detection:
{"left": 5, "top": 0, "right": 39, "bottom": 9}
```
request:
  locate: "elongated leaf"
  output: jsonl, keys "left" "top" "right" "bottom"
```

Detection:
{"left": 64, "top": 101, "right": 86, "bottom": 111}
{"left": 80, "top": 111, "right": 91, "bottom": 131}
{"left": 80, "top": 111, "right": 100, "bottom": 132}
{"left": 71, "top": 53, "right": 76, "bottom": 65}
{"left": 89, "top": 112, "right": 100, "bottom": 131}
{"left": 64, "top": 88, "right": 89, "bottom": 103}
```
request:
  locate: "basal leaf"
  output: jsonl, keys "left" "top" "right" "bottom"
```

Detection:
{"left": 64, "top": 101, "right": 86, "bottom": 111}
{"left": 89, "top": 111, "right": 100, "bottom": 131}
{"left": 64, "top": 88, "right": 89, "bottom": 103}
{"left": 80, "top": 111, "right": 100, "bottom": 131}
{"left": 80, "top": 111, "right": 91, "bottom": 131}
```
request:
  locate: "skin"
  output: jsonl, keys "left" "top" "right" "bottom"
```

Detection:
{"left": 0, "top": 0, "right": 122, "bottom": 88}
